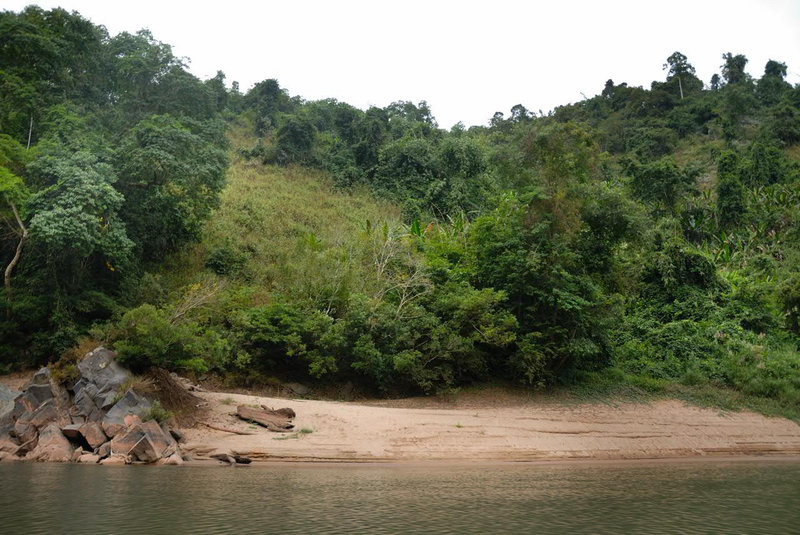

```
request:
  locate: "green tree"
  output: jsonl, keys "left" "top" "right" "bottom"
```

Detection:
{"left": 716, "top": 150, "right": 745, "bottom": 228}
{"left": 26, "top": 150, "right": 132, "bottom": 267}
{"left": 373, "top": 137, "right": 439, "bottom": 215}
{"left": 757, "top": 60, "right": 792, "bottom": 106}
{"left": 116, "top": 115, "right": 228, "bottom": 260}
{"left": 276, "top": 115, "right": 316, "bottom": 163}
{"left": 721, "top": 53, "right": 750, "bottom": 85}
{"left": 246, "top": 79, "right": 295, "bottom": 135}
{"left": 0, "top": 135, "right": 30, "bottom": 307}
{"left": 627, "top": 157, "right": 696, "bottom": 214}
{"left": 662, "top": 51, "right": 702, "bottom": 99}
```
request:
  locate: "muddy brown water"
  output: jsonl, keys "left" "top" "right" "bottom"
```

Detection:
{"left": 1, "top": 459, "right": 798, "bottom": 534}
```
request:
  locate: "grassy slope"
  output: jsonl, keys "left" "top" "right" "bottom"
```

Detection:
{"left": 161, "top": 117, "right": 402, "bottom": 304}
{"left": 153, "top": 119, "right": 799, "bottom": 422}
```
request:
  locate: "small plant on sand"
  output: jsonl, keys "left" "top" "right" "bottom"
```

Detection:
{"left": 221, "top": 397, "right": 234, "bottom": 405}
{"left": 273, "top": 429, "right": 312, "bottom": 440}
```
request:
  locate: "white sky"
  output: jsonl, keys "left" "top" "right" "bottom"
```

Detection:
{"left": 5, "top": 0, "right": 800, "bottom": 128}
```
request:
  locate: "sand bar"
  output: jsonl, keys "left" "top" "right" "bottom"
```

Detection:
{"left": 183, "top": 390, "right": 800, "bottom": 463}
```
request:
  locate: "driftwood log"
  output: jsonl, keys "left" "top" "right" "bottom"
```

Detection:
{"left": 236, "top": 405, "right": 295, "bottom": 432}
{"left": 210, "top": 452, "right": 252, "bottom": 465}
{"left": 263, "top": 406, "right": 296, "bottom": 419}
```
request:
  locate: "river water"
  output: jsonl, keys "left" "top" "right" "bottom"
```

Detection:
{"left": 1, "top": 459, "right": 798, "bottom": 534}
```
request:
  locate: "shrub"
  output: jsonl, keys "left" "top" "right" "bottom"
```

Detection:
{"left": 113, "top": 304, "right": 230, "bottom": 373}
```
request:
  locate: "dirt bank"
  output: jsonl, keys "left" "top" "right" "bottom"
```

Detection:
{"left": 182, "top": 390, "right": 800, "bottom": 463}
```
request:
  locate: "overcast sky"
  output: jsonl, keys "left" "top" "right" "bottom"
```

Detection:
{"left": 6, "top": 0, "right": 800, "bottom": 128}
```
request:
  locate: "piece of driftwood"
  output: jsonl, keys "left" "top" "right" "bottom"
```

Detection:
{"left": 236, "top": 405, "right": 294, "bottom": 432}
{"left": 261, "top": 406, "right": 296, "bottom": 419}
{"left": 210, "top": 453, "right": 235, "bottom": 465}
{"left": 210, "top": 452, "right": 252, "bottom": 465}
{"left": 201, "top": 422, "right": 257, "bottom": 435}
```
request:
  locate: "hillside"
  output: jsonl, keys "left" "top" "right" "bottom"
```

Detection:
{"left": 0, "top": 7, "right": 798, "bottom": 422}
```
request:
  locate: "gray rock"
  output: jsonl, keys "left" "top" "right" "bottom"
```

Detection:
{"left": 129, "top": 433, "right": 160, "bottom": 463}
{"left": 141, "top": 420, "right": 176, "bottom": 456}
{"left": 30, "top": 367, "right": 51, "bottom": 386}
{"left": 0, "top": 383, "right": 20, "bottom": 401}
{"left": 28, "top": 399, "right": 67, "bottom": 430}
{"left": 70, "top": 377, "right": 88, "bottom": 395}
{"left": 73, "top": 384, "right": 100, "bottom": 417}
{"left": 110, "top": 420, "right": 175, "bottom": 463}
{"left": 26, "top": 423, "right": 73, "bottom": 462}
{"left": 24, "top": 384, "right": 54, "bottom": 408}
{"left": 286, "top": 382, "right": 310, "bottom": 396}
{"left": 0, "top": 384, "right": 20, "bottom": 422}
{"left": 339, "top": 381, "right": 355, "bottom": 399}
{"left": 50, "top": 381, "right": 71, "bottom": 412}
{"left": 102, "top": 390, "right": 151, "bottom": 438}
{"left": 77, "top": 347, "right": 131, "bottom": 397}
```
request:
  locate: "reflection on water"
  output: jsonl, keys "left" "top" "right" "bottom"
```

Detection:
{"left": 1, "top": 460, "right": 798, "bottom": 534}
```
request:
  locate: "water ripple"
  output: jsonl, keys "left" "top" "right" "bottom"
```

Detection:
{"left": 1, "top": 460, "right": 798, "bottom": 534}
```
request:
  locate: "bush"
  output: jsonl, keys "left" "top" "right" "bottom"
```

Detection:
{"left": 205, "top": 242, "right": 249, "bottom": 276}
{"left": 113, "top": 304, "right": 230, "bottom": 373}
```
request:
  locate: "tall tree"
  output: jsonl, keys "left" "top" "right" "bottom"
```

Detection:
{"left": 721, "top": 53, "right": 750, "bottom": 85}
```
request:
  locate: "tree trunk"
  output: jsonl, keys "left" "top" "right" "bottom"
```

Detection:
{"left": 4, "top": 200, "right": 28, "bottom": 316}
{"left": 26, "top": 115, "right": 33, "bottom": 150}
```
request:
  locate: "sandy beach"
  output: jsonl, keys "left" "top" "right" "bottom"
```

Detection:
{"left": 181, "top": 390, "right": 800, "bottom": 463}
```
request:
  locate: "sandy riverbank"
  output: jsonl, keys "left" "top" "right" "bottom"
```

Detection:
{"left": 181, "top": 390, "right": 800, "bottom": 463}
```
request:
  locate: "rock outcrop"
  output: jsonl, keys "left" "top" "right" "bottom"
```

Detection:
{"left": 0, "top": 347, "right": 187, "bottom": 465}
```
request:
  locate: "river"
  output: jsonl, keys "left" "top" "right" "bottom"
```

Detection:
{"left": 1, "top": 459, "right": 798, "bottom": 534}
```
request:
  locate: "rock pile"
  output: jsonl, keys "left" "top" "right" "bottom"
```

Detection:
{"left": 0, "top": 347, "right": 186, "bottom": 465}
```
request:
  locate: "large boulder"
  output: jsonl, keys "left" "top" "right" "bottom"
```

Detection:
{"left": 0, "top": 384, "right": 20, "bottom": 423}
{"left": 102, "top": 390, "right": 151, "bottom": 438}
{"left": 110, "top": 420, "right": 176, "bottom": 463}
{"left": 80, "top": 421, "right": 108, "bottom": 449}
{"left": 76, "top": 347, "right": 131, "bottom": 400}
{"left": 60, "top": 423, "right": 83, "bottom": 441}
{"left": 26, "top": 424, "right": 73, "bottom": 462}
{"left": 72, "top": 384, "right": 104, "bottom": 421}
{"left": 28, "top": 399, "right": 68, "bottom": 429}
{"left": 8, "top": 368, "right": 59, "bottom": 424}
{"left": 71, "top": 384, "right": 105, "bottom": 423}
{"left": 61, "top": 420, "right": 108, "bottom": 451}
{"left": 24, "top": 367, "right": 56, "bottom": 405}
